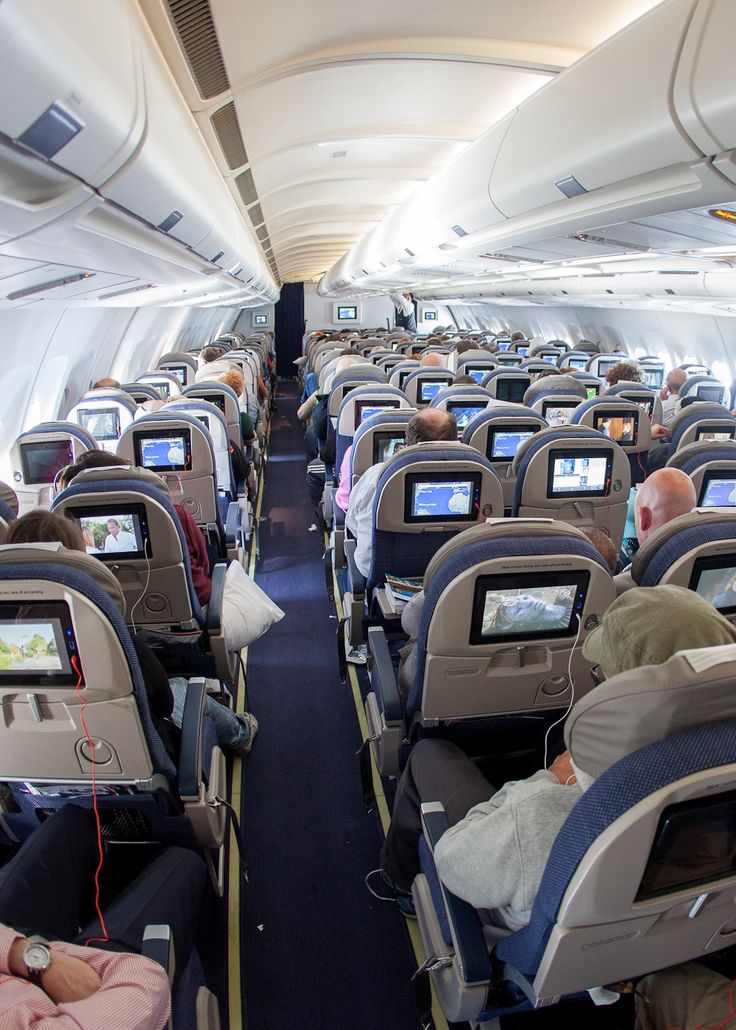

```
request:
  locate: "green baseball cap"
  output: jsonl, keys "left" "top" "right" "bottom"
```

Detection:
{"left": 582, "top": 585, "right": 736, "bottom": 678}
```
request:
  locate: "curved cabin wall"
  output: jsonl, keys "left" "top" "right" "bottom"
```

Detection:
{"left": 0, "top": 305, "right": 237, "bottom": 484}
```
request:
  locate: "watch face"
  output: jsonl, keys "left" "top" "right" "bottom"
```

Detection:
{"left": 25, "top": 943, "right": 51, "bottom": 971}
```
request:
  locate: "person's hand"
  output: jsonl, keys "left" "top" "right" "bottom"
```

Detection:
{"left": 650, "top": 423, "right": 668, "bottom": 439}
{"left": 548, "top": 750, "right": 577, "bottom": 786}
{"left": 40, "top": 951, "right": 102, "bottom": 1005}
{"left": 659, "top": 386, "right": 669, "bottom": 401}
{"left": 8, "top": 939, "right": 101, "bottom": 1004}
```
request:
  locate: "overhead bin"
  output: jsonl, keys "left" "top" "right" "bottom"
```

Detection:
{"left": 0, "top": 0, "right": 277, "bottom": 304}
{"left": 489, "top": 0, "right": 701, "bottom": 218}
{"left": 0, "top": 0, "right": 142, "bottom": 188}
{"left": 321, "top": 0, "right": 736, "bottom": 300}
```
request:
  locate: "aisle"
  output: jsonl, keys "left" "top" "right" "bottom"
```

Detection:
{"left": 238, "top": 382, "right": 420, "bottom": 1028}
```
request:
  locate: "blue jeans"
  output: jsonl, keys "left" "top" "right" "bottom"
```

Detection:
{"left": 169, "top": 678, "right": 249, "bottom": 750}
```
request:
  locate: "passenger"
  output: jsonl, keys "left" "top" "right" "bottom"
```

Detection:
{"left": 375, "top": 586, "right": 736, "bottom": 922}
{"left": 215, "top": 369, "right": 256, "bottom": 439}
{"left": 649, "top": 368, "right": 689, "bottom": 449}
{"left": 615, "top": 467, "right": 696, "bottom": 593}
{"left": 0, "top": 805, "right": 206, "bottom": 1025}
{"left": 581, "top": 526, "right": 618, "bottom": 574}
{"left": 452, "top": 374, "right": 476, "bottom": 386}
{"left": 453, "top": 340, "right": 476, "bottom": 356}
{"left": 419, "top": 352, "right": 444, "bottom": 368}
{"left": 605, "top": 360, "right": 642, "bottom": 387}
{"left": 346, "top": 408, "right": 457, "bottom": 579}
{"left": 56, "top": 450, "right": 211, "bottom": 606}
{"left": 194, "top": 345, "right": 232, "bottom": 384}
{"left": 5, "top": 510, "right": 258, "bottom": 756}
{"left": 92, "top": 377, "right": 121, "bottom": 389}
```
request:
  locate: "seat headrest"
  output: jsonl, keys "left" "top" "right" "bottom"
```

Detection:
{"left": 566, "top": 645, "right": 736, "bottom": 780}
{"left": 67, "top": 465, "right": 170, "bottom": 495}
{"left": 0, "top": 543, "right": 126, "bottom": 614}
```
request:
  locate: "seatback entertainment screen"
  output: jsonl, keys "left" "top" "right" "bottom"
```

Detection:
{"left": 469, "top": 571, "right": 589, "bottom": 645}
{"left": 373, "top": 432, "right": 405, "bottom": 464}
{"left": 134, "top": 429, "right": 192, "bottom": 472}
{"left": 404, "top": 472, "right": 481, "bottom": 523}
{"left": 593, "top": 410, "right": 639, "bottom": 445}
{"left": 0, "top": 600, "right": 83, "bottom": 687}
{"left": 353, "top": 399, "right": 401, "bottom": 430}
{"left": 20, "top": 440, "right": 74, "bottom": 486}
{"left": 699, "top": 471, "right": 736, "bottom": 507}
{"left": 418, "top": 379, "right": 446, "bottom": 403}
{"left": 542, "top": 401, "right": 578, "bottom": 427}
{"left": 495, "top": 378, "right": 528, "bottom": 403}
{"left": 488, "top": 426, "right": 538, "bottom": 461}
{"left": 77, "top": 408, "right": 121, "bottom": 442}
{"left": 696, "top": 426, "right": 735, "bottom": 443}
{"left": 446, "top": 401, "right": 488, "bottom": 434}
{"left": 547, "top": 451, "right": 613, "bottom": 498}
{"left": 690, "top": 556, "right": 736, "bottom": 614}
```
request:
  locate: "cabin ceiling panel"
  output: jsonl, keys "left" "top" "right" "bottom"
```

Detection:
{"left": 210, "top": 0, "right": 662, "bottom": 81}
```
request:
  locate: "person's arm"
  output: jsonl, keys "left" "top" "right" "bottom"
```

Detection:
{"left": 0, "top": 927, "right": 170, "bottom": 1029}
{"left": 297, "top": 393, "right": 318, "bottom": 422}
{"left": 433, "top": 772, "right": 580, "bottom": 913}
{"left": 239, "top": 411, "right": 256, "bottom": 443}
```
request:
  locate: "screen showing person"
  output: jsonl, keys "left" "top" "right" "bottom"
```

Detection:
{"left": 373, "top": 432, "right": 405, "bottom": 464}
{"left": 697, "top": 386, "right": 724, "bottom": 402}
{"left": 696, "top": 427, "right": 735, "bottom": 443}
{"left": 153, "top": 381, "right": 171, "bottom": 400}
{"left": 638, "top": 398, "right": 654, "bottom": 417}
{"left": 542, "top": 402, "right": 577, "bottom": 427}
{"left": 637, "top": 791, "right": 736, "bottom": 901}
{"left": 20, "top": 440, "right": 75, "bottom": 485}
{"left": 690, "top": 559, "right": 736, "bottom": 613}
{"left": 488, "top": 428, "right": 537, "bottom": 460}
{"left": 495, "top": 378, "right": 527, "bottom": 403}
{"left": 418, "top": 380, "right": 445, "bottom": 402}
{"left": 353, "top": 400, "right": 401, "bottom": 429}
{"left": 643, "top": 369, "right": 664, "bottom": 389}
{"left": 469, "top": 572, "right": 588, "bottom": 644}
{"left": 77, "top": 512, "right": 145, "bottom": 559}
{"left": 77, "top": 408, "right": 121, "bottom": 442}
{"left": 135, "top": 430, "right": 191, "bottom": 472}
{"left": 167, "top": 366, "right": 187, "bottom": 384}
{"left": 593, "top": 412, "right": 638, "bottom": 445}
{"left": 547, "top": 451, "right": 612, "bottom": 497}
{"left": 405, "top": 473, "right": 481, "bottom": 523}
{"left": 447, "top": 402, "right": 487, "bottom": 433}
{"left": 0, "top": 601, "right": 82, "bottom": 687}
{"left": 699, "top": 473, "right": 736, "bottom": 507}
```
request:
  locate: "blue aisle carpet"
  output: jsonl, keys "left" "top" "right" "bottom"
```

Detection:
{"left": 239, "top": 382, "right": 421, "bottom": 1029}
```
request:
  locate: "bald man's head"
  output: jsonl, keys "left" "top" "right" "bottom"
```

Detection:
{"left": 420, "top": 351, "right": 445, "bottom": 368}
{"left": 634, "top": 468, "right": 696, "bottom": 544}
{"left": 406, "top": 407, "right": 457, "bottom": 446}
{"left": 666, "top": 369, "right": 688, "bottom": 395}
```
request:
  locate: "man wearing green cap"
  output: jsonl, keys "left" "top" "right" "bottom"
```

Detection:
{"left": 375, "top": 586, "right": 736, "bottom": 924}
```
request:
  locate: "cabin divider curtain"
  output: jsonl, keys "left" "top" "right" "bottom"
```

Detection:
{"left": 275, "top": 282, "right": 305, "bottom": 376}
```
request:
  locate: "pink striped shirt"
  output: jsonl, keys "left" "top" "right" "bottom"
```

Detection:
{"left": 0, "top": 926, "right": 170, "bottom": 1029}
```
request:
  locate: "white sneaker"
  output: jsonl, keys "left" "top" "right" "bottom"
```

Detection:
{"left": 346, "top": 644, "right": 368, "bottom": 665}
{"left": 230, "top": 712, "right": 258, "bottom": 756}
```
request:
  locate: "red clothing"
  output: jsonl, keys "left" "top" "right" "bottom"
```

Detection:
{"left": 173, "top": 505, "right": 212, "bottom": 606}
{"left": 0, "top": 925, "right": 170, "bottom": 1028}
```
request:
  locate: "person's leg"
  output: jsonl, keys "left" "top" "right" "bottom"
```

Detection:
{"left": 79, "top": 847, "right": 208, "bottom": 981}
{"left": 0, "top": 806, "right": 100, "bottom": 940}
{"left": 203, "top": 697, "right": 250, "bottom": 750}
{"left": 381, "top": 739, "right": 495, "bottom": 891}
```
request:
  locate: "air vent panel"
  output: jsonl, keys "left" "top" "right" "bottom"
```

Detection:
{"left": 166, "top": 0, "right": 230, "bottom": 99}
{"left": 248, "top": 204, "right": 265, "bottom": 229}
{"left": 210, "top": 102, "right": 247, "bottom": 169}
{"left": 235, "top": 169, "right": 259, "bottom": 208}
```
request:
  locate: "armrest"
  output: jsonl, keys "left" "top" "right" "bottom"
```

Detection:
{"left": 207, "top": 563, "right": 227, "bottom": 633}
{"left": 178, "top": 677, "right": 206, "bottom": 801}
{"left": 420, "top": 803, "right": 493, "bottom": 986}
{"left": 142, "top": 924, "right": 174, "bottom": 984}
{"left": 225, "top": 502, "right": 241, "bottom": 545}
{"left": 344, "top": 537, "right": 366, "bottom": 598}
{"left": 368, "top": 626, "right": 402, "bottom": 725}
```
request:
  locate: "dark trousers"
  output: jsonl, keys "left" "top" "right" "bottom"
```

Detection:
{"left": 0, "top": 805, "right": 208, "bottom": 979}
{"left": 381, "top": 739, "right": 495, "bottom": 891}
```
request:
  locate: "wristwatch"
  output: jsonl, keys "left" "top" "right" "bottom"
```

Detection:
{"left": 22, "top": 937, "right": 52, "bottom": 983}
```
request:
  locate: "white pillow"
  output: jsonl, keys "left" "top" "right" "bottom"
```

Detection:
{"left": 221, "top": 560, "right": 284, "bottom": 651}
